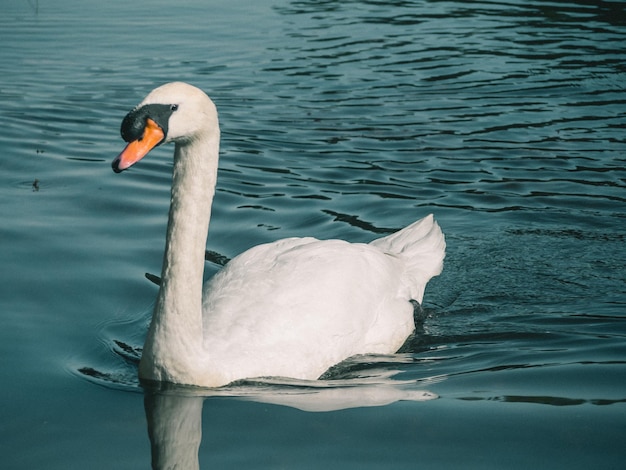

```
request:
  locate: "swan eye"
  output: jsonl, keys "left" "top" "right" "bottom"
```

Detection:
{"left": 170, "top": 104, "right": 179, "bottom": 111}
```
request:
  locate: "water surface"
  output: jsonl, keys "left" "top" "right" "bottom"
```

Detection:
{"left": 1, "top": 0, "right": 625, "bottom": 468}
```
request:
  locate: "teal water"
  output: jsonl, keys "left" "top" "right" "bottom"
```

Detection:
{"left": 1, "top": 0, "right": 625, "bottom": 468}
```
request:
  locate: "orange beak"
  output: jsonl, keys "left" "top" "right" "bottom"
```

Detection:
{"left": 112, "top": 118, "right": 165, "bottom": 173}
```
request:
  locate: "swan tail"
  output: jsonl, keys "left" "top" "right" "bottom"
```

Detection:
{"left": 370, "top": 214, "right": 445, "bottom": 304}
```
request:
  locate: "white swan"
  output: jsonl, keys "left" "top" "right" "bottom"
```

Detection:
{"left": 112, "top": 82, "right": 445, "bottom": 388}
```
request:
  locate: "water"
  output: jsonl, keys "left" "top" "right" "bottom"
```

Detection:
{"left": 1, "top": 0, "right": 625, "bottom": 468}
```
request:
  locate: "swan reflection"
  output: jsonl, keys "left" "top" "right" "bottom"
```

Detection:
{"left": 144, "top": 372, "right": 436, "bottom": 469}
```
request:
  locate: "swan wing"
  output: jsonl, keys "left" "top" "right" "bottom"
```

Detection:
{"left": 201, "top": 237, "right": 414, "bottom": 382}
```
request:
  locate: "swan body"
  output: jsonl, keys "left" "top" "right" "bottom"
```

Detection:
{"left": 112, "top": 82, "right": 445, "bottom": 388}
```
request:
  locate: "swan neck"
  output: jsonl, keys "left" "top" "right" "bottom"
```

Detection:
{"left": 141, "top": 132, "right": 219, "bottom": 382}
{"left": 160, "top": 140, "right": 217, "bottom": 313}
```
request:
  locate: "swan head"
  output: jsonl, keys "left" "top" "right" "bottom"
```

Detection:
{"left": 112, "top": 82, "right": 218, "bottom": 173}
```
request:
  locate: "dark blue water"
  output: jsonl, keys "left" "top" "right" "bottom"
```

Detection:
{"left": 1, "top": 0, "right": 625, "bottom": 468}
